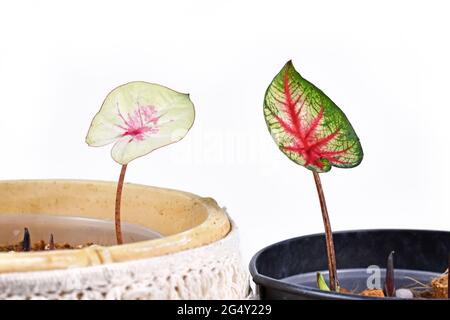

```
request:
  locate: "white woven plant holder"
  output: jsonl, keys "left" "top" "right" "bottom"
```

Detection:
{"left": 0, "top": 223, "right": 250, "bottom": 300}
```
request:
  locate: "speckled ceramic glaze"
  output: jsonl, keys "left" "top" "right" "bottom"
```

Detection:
{"left": 0, "top": 180, "right": 231, "bottom": 273}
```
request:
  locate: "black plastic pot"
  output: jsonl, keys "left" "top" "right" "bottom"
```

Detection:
{"left": 250, "top": 229, "right": 450, "bottom": 300}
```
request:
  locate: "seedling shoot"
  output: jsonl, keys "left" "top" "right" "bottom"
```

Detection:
{"left": 384, "top": 251, "right": 395, "bottom": 297}
{"left": 22, "top": 228, "right": 30, "bottom": 252}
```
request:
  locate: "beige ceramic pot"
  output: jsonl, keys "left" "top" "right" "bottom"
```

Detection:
{"left": 0, "top": 180, "right": 248, "bottom": 299}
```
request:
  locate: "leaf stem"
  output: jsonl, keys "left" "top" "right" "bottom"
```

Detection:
{"left": 312, "top": 171, "right": 338, "bottom": 291}
{"left": 115, "top": 164, "right": 127, "bottom": 245}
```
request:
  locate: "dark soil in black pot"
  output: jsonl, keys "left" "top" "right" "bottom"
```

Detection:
{"left": 249, "top": 229, "right": 450, "bottom": 300}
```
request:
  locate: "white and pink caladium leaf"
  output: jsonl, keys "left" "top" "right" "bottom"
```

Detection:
{"left": 86, "top": 81, "right": 195, "bottom": 164}
{"left": 264, "top": 61, "right": 363, "bottom": 173}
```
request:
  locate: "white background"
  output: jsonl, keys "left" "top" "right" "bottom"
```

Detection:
{"left": 1, "top": 0, "right": 450, "bottom": 262}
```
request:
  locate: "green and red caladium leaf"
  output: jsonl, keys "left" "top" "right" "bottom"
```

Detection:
{"left": 264, "top": 61, "right": 363, "bottom": 172}
{"left": 86, "top": 81, "right": 195, "bottom": 165}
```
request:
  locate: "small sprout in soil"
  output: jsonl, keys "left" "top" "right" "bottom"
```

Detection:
{"left": 384, "top": 251, "right": 395, "bottom": 297}
{"left": 48, "top": 234, "right": 55, "bottom": 250}
{"left": 263, "top": 61, "right": 363, "bottom": 291}
{"left": 0, "top": 228, "right": 94, "bottom": 252}
{"left": 22, "top": 227, "right": 30, "bottom": 252}
{"left": 86, "top": 82, "right": 195, "bottom": 245}
{"left": 316, "top": 272, "right": 330, "bottom": 291}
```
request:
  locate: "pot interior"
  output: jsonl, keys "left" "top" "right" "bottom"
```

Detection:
{"left": 0, "top": 180, "right": 210, "bottom": 237}
{"left": 0, "top": 214, "right": 161, "bottom": 246}
{"left": 250, "top": 229, "right": 450, "bottom": 299}
{"left": 283, "top": 268, "right": 439, "bottom": 295}
{"left": 0, "top": 180, "right": 231, "bottom": 273}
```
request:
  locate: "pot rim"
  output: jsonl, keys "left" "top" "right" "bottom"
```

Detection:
{"left": 0, "top": 179, "right": 231, "bottom": 273}
{"left": 249, "top": 228, "right": 450, "bottom": 300}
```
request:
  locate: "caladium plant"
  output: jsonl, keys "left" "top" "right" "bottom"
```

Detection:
{"left": 86, "top": 81, "right": 195, "bottom": 244}
{"left": 264, "top": 60, "right": 363, "bottom": 291}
